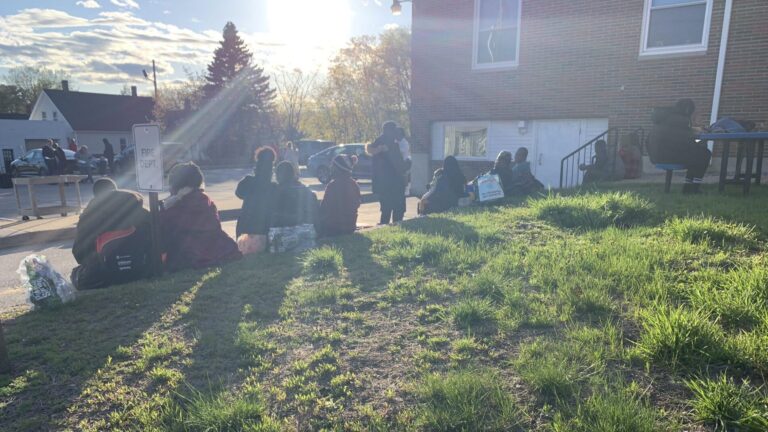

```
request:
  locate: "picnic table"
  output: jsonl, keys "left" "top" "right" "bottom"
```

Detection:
{"left": 699, "top": 132, "right": 768, "bottom": 195}
{"left": 12, "top": 175, "right": 88, "bottom": 220}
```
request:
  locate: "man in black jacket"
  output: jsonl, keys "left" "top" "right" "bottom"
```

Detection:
{"left": 368, "top": 121, "right": 407, "bottom": 224}
{"left": 648, "top": 99, "right": 711, "bottom": 194}
{"left": 41, "top": 140, "right": 57, "bottom": 175}
{"left": 71, "top": 178, "right": 150, "bottom": 289}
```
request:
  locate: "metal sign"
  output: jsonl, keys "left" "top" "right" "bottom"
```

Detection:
{"left": 132, "top": 124, "right": 163, "bottom": 192}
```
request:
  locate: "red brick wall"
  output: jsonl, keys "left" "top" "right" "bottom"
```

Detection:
{"left": 410, "top": 0, "right": 768, "bottom": 157}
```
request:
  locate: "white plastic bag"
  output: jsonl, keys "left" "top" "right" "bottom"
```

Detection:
{"left": 17, "top": 255, "right": 76, "bottom": 309}
{"left": 268, "top": 224, "right": 316, "bottom": 254}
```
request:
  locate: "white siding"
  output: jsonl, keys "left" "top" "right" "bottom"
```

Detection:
{"left": 0, "top": 120, "right": 73, "bottom": 172}
{"left": 28, "top": 92, "right": 72, "bottom": 130}
{"left": 431, "top": 120, "right": 534, "bottom": 161}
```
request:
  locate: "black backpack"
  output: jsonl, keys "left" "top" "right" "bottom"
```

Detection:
{"left": 96, "top": 227, "right": 149, "bottom": 285}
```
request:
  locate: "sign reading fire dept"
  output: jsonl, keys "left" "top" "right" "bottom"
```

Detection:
{"left": 132, "top": 124, "right": 163, "bottom": 192}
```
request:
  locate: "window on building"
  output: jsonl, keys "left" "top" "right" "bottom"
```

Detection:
{"left": 641, "top": 0, "right": 713, "bottom": 56}
{"left": 473, "top": 0, "right": 521, "bottom": 69}
{"left": 52, "top": 111, "right": 58, "bottom": 121}
{"left": 41, "top": 111, "right": 47, "bottom": 120}
{"left": 444, "top": 124, "right": 488, "bottom": 158}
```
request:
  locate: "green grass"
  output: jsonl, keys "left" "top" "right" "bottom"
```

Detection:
{"left": 4, "top": 185, "right": 768, "bottom": 430}
{"left": 413, "top": 370, "right": 523, "bottom": 431}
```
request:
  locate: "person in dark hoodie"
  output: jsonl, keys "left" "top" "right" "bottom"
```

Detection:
{"left": 648, "top": 98, "right": 711, "bottom": 194}
{"left": 368, "top": 121, "right": 408, "bottom": 224}
{"left": 42, "top": 140, "right": 57, "bottom": 175}
{"left": 418, "top": 155, "right": 467, "bottom": 215}
{"left": 489, "top": 151, "right": 515, "bottom": 195}
{"left": 71, "top": 178, "right": 150, "bottom": 290}
{"left": 160, "top": 162, "right": 241, "bottom": 271}
{"left": 52, "top": 142, "right": 67, "bottom": 175}
{"left": 272, "top": 161, "right": 318, "bottom": 228}
{"left": 102, "top": 138, "right": 115, "bottom": 175}
{"left": 236, "top": 147, "right": 278, "bottom": 239}
{"left": 317, "top": 154, "right": 361, "bottom": 237}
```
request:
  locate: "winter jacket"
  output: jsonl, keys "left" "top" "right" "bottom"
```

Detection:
{"left": 236, "top": 175, "right": 277, "bottom": 237}
{"left": 317, "top": 176, "right": 361, "bottom": 237}
{"left": 160, "top": 189, "right": 241, "bottom": 272}
{"left": 369, "top": 135, "right": 406, "bottom": 196}
{"left": 648, "top": 107, "right": 697, "bottom": 165}
{"left": 272, "top": 180, "right": 319, "bottom": 228}
{"left": 420, "top": 171, "right": 461, "bottom": 214}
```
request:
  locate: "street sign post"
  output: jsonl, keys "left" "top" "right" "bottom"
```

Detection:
{"left": 132, "top": 124, "right": 164, "bottom": 276}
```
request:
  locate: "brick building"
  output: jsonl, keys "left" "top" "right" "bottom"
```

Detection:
{"left": 409, "top": 0, "right": 768, "bottom": 191}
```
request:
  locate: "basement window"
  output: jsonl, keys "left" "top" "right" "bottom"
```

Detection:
{"left": 444, "top": 123, "right": 488, "bottom": 159}
{"left": 640, "top": 0, "right": 713, "bottom": 57}
{"left": 473, "top": 0, "right": 522, "bottom": 70}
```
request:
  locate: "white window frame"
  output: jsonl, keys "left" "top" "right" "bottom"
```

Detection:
{"left": 640, "top": 0, "right": 713, "bottom": 57}
{"left": 52, "top": 111, "right": 58, "bottom": 121}
{"left": 472, "top": 0, "right": 522, "bottom": 71}
{"left": 442, "top": 121, "right": 490, "bottom": 161}
{"left": 41, "top": 111, "right": 47, "bottom": 120}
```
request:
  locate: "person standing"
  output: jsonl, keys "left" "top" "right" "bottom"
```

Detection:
{"left": 52, "top": 142, "right": 67, "bottom": 175}
{"left": 67, "top": 137, "right": 78, "bottom": 153}
{"left": 281, "top": 142, "right": 301, "bottom": 176}
{"left": 42, "top": 140, "right": 57, "bottom": 176}
{"left": 368, "top": 121, "right": 407, "bottom": 224}
{"left": 317, "top": 155, "right": 361, "bottom": 237}
{"left": 78, "top": 145, "right": 93, "bottom": 183}
{"left": 102, "top": 138, "right": 115, "bottom": 175}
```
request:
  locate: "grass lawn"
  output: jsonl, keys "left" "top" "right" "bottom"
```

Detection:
{"left": 3, "top": 183, "right": 768, "bottom": 431}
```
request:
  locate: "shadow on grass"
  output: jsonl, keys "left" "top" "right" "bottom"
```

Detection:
{"left": 330, "top": 233, "right": 393, "bottom": 293}
{"left": 399, "top": 216, "right": 481, "bottom": 244}
{"left": 0, "top": 270, "right": 208, "bottom": 430}
{"left": 178, "top": 252, "right": 300, "bottom": 388}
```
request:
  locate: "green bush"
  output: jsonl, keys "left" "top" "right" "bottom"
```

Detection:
{"left": 687, "top": 375, "right": 768, "bottom": 431}
{"left": 414, "top": 370, "right": 522, "bottom": 431}
{"left": 665, "top": 216, "right": 758, "bottom": 249}
{"left": 529, "top": 192, "right": 654, "bottom": 230}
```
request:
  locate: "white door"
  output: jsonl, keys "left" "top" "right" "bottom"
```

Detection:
{"left": 534, "top": 120, "right": 583, "bottom": 189}
{"left": 534, "top": 119, "right": 609, "bottom": 189}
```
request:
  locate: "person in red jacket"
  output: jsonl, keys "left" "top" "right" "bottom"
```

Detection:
{"left": 160, "top": 162, "right": 241, "bottom": 272}
{"left": 317, "top": 155, "right": 361, "bottom": 237}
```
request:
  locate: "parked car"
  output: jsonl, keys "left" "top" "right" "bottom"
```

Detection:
{"left": 10, "top": 149, "right": 105, "bottom": 177}
{"left": 296, "top": 140, "right": 335, "bottom": 166}
{"left": 307, "top": 143, "right": 371, "bottom": 184}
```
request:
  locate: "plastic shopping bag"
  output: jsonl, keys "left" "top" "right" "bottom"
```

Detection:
{"left": 17, "top": 254, "right": 76, "bottom": 309}
{"left": 268, "top": 224, "right": 316, "bottom": 254}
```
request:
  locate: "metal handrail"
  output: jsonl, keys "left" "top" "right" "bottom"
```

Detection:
{"left": 559, "top": 127, "right": 645, "bottom": 189}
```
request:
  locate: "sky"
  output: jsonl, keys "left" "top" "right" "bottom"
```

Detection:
{"left": 0, "top": 0, "right": 412, "bottom": 94}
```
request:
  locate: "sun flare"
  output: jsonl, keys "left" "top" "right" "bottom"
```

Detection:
{"left": 267, "top": 0, "right": 352, "bottom": 58}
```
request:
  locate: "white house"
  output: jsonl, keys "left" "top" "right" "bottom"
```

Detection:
{"left": 28, "top": 81, "right": 154, "bottom": 155}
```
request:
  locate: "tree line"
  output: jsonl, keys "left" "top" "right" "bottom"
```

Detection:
{"left": 0, "top": 23, "right": 411, "bottom": 161}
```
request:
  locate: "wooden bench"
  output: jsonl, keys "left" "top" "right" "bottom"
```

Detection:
{"left": 12, "top": 175, "right": 87, "bottom": 220}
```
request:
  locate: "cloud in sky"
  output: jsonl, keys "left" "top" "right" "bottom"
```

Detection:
{"left": 110, "top": 0, "right": 140, "bottom": 10}
{"left": 76, "top": 0, "right": 102, "bottom": 9}
{"left": 0, "top": 8, "right": 341, "bottom": 89}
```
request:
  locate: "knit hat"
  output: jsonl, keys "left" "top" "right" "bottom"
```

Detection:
{"left": 332, "top": 154, "right": 356, "bottom": 173}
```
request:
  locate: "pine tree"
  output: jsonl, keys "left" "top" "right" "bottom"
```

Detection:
{"left": 203, "top": 22, "right": 276, "bottom": 160}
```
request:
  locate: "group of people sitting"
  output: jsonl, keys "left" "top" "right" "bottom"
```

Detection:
{"left": 418, "top": 147, "right": 544, "bottom": 215}
{"left": 70, "top": 150, "right": 361, "bottom": 290}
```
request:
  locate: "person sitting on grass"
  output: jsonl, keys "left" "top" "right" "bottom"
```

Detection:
{"left": 502, "top": 147, "right": 545, "bottom": 195}
{"left": 161, "top": 162, "right": 241, "bottom": 271}
{"left": 236, "top": 147, "right": 278, "bottom": 254}
{"left": 71, "top": 178, "right": 150, "bottom": 290}
{"left": 489, "top": 150, "right": 515, "bottom": 196}
{"left": 317, "top": 154, "right": 361, "bottom": 237}
{"left": 418, "top": 155, "right": 467, "bottom": 215}
{"left": 272, "top": 161, "right": 319, "bottom": 228}
{"left": 580, "top": 139, "right": 625, "bottom": 184}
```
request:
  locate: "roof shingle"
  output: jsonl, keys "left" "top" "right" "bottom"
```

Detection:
{"left": 45, "top": 89, "right": 154, "bottom": 131}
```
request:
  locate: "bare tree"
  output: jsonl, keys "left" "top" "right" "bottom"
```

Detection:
{"left": 3, "top": 67, "right": 72, "bottom": 113}
{"left": 273, "top": 68, "right": 319, "bottom": 142}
